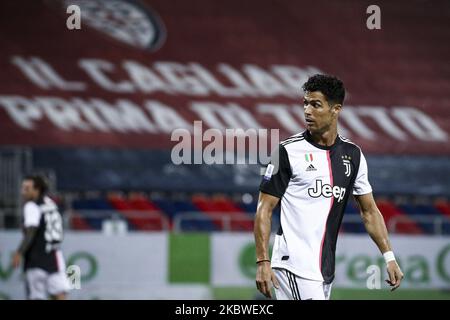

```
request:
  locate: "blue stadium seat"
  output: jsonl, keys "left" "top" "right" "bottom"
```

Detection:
{"left": 239, "top": 201, "right": 258, "bottom": 214}
{"left": 179, "top": 218, "right": 221, "bottom": 232}
{"left": 179, "top": 199, "right": 223, "bottom": 231}
{"left": 154, "top": 199, "right": 218, "bottom": 231}
{"left": 72, "top": 199, "right": 115, "bottom": 230}
{"left": 173, "top": 200, "right": 198, "bottom": 214}
{"left": 398, "top": 204, "right": 436, "bottom": 234}
{"left": 152, "top": 199, "right": 179, "bottom": 220}
{"left": 414, "top": 204, "right": 441, "bottom": 215}
{"left": 72, "top": 198, "right": 114, "bottom": 210}
{"left": 342, "top": 202, "right": 365, "bottom": 233}
{"left": 414, "top": 205, "right": 450, "bottom": 235}
{"left": 345, "top": 202, "right": 359, "bottom": 215}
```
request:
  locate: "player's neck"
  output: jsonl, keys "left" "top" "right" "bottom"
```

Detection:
{"left": 308, "top": 126, "right": 338, "bottom": 147}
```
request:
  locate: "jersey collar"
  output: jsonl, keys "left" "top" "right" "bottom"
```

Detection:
{"left": 303, "top": 130, "right": 341, "bottom": 150}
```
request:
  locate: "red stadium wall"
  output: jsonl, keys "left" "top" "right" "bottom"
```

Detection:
{"left": 0, "top": 0, "right": 449, "bottom": 155}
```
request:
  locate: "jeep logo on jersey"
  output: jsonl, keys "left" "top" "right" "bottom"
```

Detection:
{"left": 308, "top": 180, "right": 346, "bottom": 202}
{"left": 63, "top": 0, "right": 166, "bottom": 51}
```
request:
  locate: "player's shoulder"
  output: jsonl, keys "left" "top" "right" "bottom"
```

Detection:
{"left": 43, "top": 196, "right": 58, "bottom": 209}
{"left": 280, "top": 131, "right": 307, "bottom": 148}
{"left": 24, "top": 200, "right": 39, "bottom": 210}
{"left": 338, "top": 135, "right": 363, "bottom": 154}
{"left": 44, "top": 196, "right": 55, "bottom": 204}
{"left": 24, "top": 201, "right": 40, "bottom": 215}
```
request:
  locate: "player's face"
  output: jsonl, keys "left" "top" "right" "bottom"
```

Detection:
{"left": 303, "top": 91, "right": 341, "bottom": 134}
{"left": 21, "top": 180, "right": 39, "bottom": 201}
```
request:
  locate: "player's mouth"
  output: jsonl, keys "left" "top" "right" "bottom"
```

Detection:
{"left": 305, "top": 118, "right": 315, "bottom": 127}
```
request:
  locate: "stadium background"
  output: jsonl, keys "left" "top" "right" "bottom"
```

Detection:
{"left": 0, "top": 0, "right": 449, "bottom": 299}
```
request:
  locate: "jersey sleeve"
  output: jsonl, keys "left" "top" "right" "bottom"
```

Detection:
{"left": 259, "top": 144, "right": 292, "bottom": 198}
{"left": 353, "top": 150, "right": 373, "bottom": 195}
{"left": 23, "top": 202, "right": 41, "bottom": 227}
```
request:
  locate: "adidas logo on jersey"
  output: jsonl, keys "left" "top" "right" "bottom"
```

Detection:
{"left": 308, "top": 179, "right": 346, "bottom": 202}
{"left": 306, "top": 164, "right": 317, "bottom": 172}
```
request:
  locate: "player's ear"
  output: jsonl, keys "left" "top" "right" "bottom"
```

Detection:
{"left": 332, "top": 103, "right": 342, "bottom": 116}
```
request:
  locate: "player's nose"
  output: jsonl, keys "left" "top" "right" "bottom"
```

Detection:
{"left": 304, "top": 103, "right": 313, "bottom": 114}
{"left": 304, "top": 108, "right": 312, "bottom": 118}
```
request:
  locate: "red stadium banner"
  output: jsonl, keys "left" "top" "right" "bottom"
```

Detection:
{"left": 0, "top": 0, "right": 449, "bottom": 155}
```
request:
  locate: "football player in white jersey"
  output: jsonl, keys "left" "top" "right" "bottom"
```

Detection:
{"left": 255, "top": 74, "right": 403, "bottom": 300}
{"left": 12, "top": 175, "right": 70, "bottom": 300}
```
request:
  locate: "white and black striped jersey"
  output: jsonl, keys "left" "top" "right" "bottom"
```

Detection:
{"left": 22, "top": 196, "right": 64, "bottom": 273}
{"left": 260, "top": 130, "right": 372, "bottom": 284}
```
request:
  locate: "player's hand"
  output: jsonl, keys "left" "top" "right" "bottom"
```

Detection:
{"left": 12, "top": 251, "right": 22, "bottom": 269}
{"left": 385, "top": 260, "right": 403, "bottom": 291}
{"left": 256, "top": 261, "right": 279, "bottom": 299}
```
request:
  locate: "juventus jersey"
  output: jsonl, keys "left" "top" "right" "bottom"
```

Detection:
{"left": 22, "top": 196, "right": 64, "bottom": 273}
{"left": 260, "top": 130, "right": 372, "bottom": 284}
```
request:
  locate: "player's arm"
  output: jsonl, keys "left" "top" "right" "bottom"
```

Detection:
{"left": 13, "top": 227, "right": 38, "bottom": 268}
{"left": 354, "top": 192, "right": 404, "bottom": 291}
{"left": 254, "top": 191, "right": 280, "bottom": 298}
{"left": 255, "top": 144, "right": 291, "bottom": 298}
{"left": 12, "top": 202, "right": 41, "bottom": 268}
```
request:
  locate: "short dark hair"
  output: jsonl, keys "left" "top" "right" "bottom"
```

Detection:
{"left": 302, "top": 74, "right": 345, "bottom": 105}
{"left": 24, "top": 175, "right": 49, "bottom": 196}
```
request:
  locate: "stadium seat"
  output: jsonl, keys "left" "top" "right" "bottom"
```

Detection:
{"left": 72, "top": 198, "right": 114, "bottom": 210}
{"left": 239, "top": 200, "right": 258, "bottom": 214}
{"left": 397, "top": 204, "right": 437, "bottom": 234}
{"left": 168, "top": 200, "right": 220, "bottom": 232}
{"left": 434, "top": 200, "right": 450, "bottom": 235}
{"left": 192, "top": 195, "right": 253, "bottom": 231}
{"left": 342, "top": 201, "right": 366, "bottom": 233}
{"left": 376, "top": 200, "right": 423, "bottom": 235}
{"left": 435, "top": 200, "right": 450, "bottom": 218}
{"left": 128, "top": 193, "right": 168, "bottom": 230}
{"left": 69, "top": 212, "right": 93, "bottom": 231}
{"left": 152, "top": 199, "right": 177, "bottom": 218}
{"left": 108, "top": 193, "right": 167, "bottom": 231}
{"left": 212, "top": 197, "right": 253, "bottom": 231}
{"left": 72, "top": 198, "right": 115, "bottom": 230}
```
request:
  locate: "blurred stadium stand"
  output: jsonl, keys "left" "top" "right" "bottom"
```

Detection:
{"left": 0, "top": 0, "right": 449, "bottom": 238}
{"left": 0, "top": 191, "right": 440, "bottom": 235}
{"left": 0, "top": 148, "right": 439, "bottom": 235}
{"left": 0, "top": 148, "right": 450, "bottom": 234}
